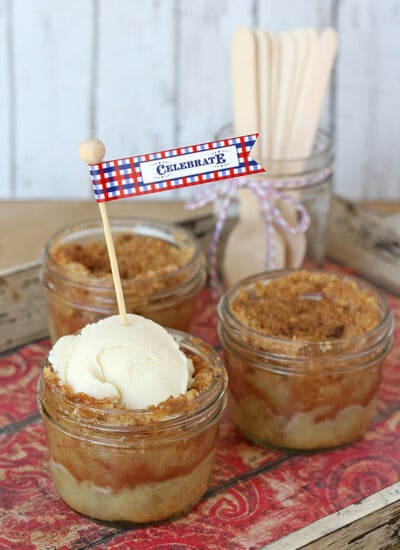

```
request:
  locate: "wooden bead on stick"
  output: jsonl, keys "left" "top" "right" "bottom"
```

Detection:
{"left": 79, "top": 138, "right": 106, "bottom": 164}
{"left": 79, "top": 137, "right": 128, "bottom": 326}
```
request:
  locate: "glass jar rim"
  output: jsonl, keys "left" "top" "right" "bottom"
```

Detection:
{"left": 218, "top": 269, "right": 394, "bottom": 362}
{"left": 42, "top": 216, "right": 205, "bottom": 293}
{"left": 38, "top": 328, "right": 228, "bottom": 437}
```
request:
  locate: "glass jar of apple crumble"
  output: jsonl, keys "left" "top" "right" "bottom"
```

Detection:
{"left": 37, "top": 329, "right": 228, "bottom": 524}
{"left": 41, "top": 218, "right": 207, "bottom": 341}
{"left": 217, "top": 270, "right": 394, "bottom": 451}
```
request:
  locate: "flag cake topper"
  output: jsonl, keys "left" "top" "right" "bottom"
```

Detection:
{"left": 79, "top": 134, "right": 264, "bottom": 326}
{"left": 82, "top": 134, "right": 264, "bottom": 203}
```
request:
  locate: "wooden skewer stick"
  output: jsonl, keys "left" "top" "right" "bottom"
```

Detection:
{"left": 78, "top": 138, "right": 129, "bottom": 326}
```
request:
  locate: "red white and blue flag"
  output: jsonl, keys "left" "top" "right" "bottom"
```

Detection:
{"left": 88, "top": 134, "right": 264, "bottom": 202}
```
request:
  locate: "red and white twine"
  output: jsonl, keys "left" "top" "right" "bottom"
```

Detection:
{"left": 185, "top": 165, "right": 334, "bottom": 300}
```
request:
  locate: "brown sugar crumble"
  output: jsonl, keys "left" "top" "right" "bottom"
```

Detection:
{"left": 51, "top": 233, "right": 193, "bottom": 281}
{"left": 42, "top": 350, "right": 215, "bottom": 425}
{"left": 230, "top": 271, "right": 381, "bottom": 341}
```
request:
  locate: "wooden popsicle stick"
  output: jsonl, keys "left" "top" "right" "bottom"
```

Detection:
{"left": 259, "top": 29, "right": 304, "bottom": 268}
{"left": 282, "top": 27, "right": 308, "bottom": 158}
{"left": 286, "top": 27, "right": 318, "bottom": 158}
{"left": 272, "top": 31, "right": 295, "bottom": 159}
{"left": 275, "top": 28, "right": 308, "bottom": 268}
{"left": 79, "top": 138, "right": 129, "bottom": 326}
{"left": 290, "top": 27, "right": 338, "bottom": 157}
{"left": 277, "top": 27, "right": 313, "bottom": 267}
{"left": 231, "top": 26, "right": 259, "bottom": 136}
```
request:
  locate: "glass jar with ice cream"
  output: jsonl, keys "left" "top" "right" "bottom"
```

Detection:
{"left": 37, "top": 313, "right": 227, "bottom": 523}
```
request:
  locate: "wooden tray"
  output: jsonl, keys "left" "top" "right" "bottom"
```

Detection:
{"left": 1, "top": 283, "right": 400, "bottom": 548}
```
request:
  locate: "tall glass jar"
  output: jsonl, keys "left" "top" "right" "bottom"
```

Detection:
{"left": 41, "top": 218, "right": 207, "bottom": 341}
{"left": 37, "top": 329, "right": 228, "bottom": 524}
{"left": 214, "top": 127, "right": 334, "bottom": 286}
{"left": 218, "top": 269, "right": 394, "bottom": 451}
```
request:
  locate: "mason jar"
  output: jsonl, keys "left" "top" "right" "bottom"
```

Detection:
{"left": 214, "top": 127, "right": 334, "bottom": 287}
{"left": 41, "top": 218, "right": 207, "bottom": 341}
{"left": 217, "top": 269, "right": 394, "bottom": 451}
{"left": 37, "top": 329, "right": 228, "bottom": 524}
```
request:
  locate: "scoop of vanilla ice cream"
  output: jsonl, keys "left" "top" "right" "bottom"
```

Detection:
{"left": 48, "top": 314, "right": 194, "bottom": 409}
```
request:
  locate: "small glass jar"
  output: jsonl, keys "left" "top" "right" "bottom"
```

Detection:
{"left": 214, "top": 127, "right": 333, "bottom": 283}
{"left": 37, "top": 329, "right": 228, "bottom": 524}
{"left": 217, "top": 270, "right": 394, "bottom": 451}
{"left": 41, "top": 218, "right": 207, "bottom": 341}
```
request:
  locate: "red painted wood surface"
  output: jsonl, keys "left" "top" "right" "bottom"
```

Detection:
{"left": 1, "top": 276, "right": 400, "bottom": 549}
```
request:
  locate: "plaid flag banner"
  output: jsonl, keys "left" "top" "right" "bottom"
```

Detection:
{"left": 88, "top": 134, "right": 264, "bottom": 202}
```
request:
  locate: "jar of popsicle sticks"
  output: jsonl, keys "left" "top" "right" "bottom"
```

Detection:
{"left": 191, "top": 125, "right": 334, "bottom": 294}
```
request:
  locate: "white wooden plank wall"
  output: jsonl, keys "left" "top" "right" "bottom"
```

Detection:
{"left": 0, "top": 0, "right": 399, "bottom": 201}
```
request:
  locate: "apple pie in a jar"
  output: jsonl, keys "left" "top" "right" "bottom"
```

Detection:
{"left": 41, "top": 217, "right": 206, "bottom": 341}
{"left": 218, "top": 270, "right": 393, "bottom": 451}
{"left": 37, "top": 318, "right": 227, "bottom": 524}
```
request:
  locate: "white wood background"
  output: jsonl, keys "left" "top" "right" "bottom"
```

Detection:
{"left": 0, "top": 0, "right": 399, "bottom": 201}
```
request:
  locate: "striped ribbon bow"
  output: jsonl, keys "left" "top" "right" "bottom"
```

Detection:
{"left": 185, "top": 165, "right": 333, "bottom": 300}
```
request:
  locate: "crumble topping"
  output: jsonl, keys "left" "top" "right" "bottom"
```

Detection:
{"left": 51, "top": 233, "right": 193, "bottom": 281}
{"left": 230, "top": 271, "right": 381, "bottom": 341}
{"left": 42, "top": 344, "right": 216, "bottom": 425}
